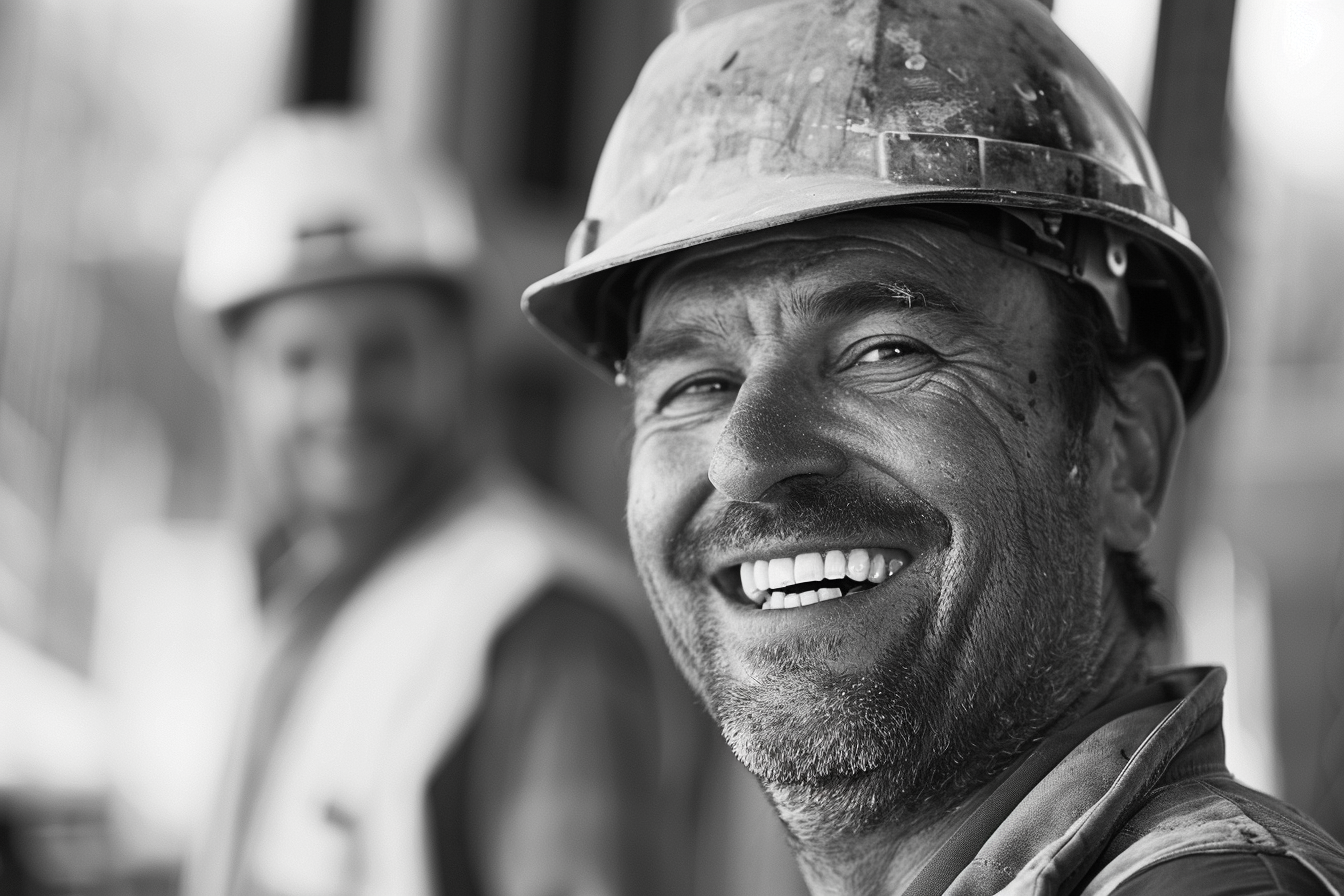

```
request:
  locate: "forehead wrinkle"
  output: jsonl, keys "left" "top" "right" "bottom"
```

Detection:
{"left": 781, "top": 277, "right": 998, "bottom": 339}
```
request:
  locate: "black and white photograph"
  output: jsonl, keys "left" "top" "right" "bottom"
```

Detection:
{"left": 0, "top": 1, "right": 1341, "bottom": 894}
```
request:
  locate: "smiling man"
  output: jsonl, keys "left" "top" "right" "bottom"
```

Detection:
{"left": 523, "top": 1, "right": 1344, "bottom": 894}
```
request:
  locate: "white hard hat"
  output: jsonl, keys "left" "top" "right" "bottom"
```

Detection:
{"left": 180, "top": 110, "right": 479, "bottom": 316}
{"left": 523, "top": 0, "right": 1226, "bottom": 414}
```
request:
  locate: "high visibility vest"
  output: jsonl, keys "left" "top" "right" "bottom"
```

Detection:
{"left": 100, "top": 474, "right": 641, "bottom": 896}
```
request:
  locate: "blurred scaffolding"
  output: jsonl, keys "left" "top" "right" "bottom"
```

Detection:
{"left": 0, "top": 0, "right": 684, "bottom": 890}
{"left": 0, "top": 0, "right": 1341, "bottom": 891}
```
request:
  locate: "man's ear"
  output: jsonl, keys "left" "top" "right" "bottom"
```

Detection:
{"left": 1098, "top": 358, "right": 1185, "bottom": 552}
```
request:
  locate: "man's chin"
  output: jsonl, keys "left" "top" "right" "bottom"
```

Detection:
{"left": 713, "top": 674, "right": 925, "bottom": 783}
{"left": 713, "top": 674, "right": 1015, "bottom": 841}
{"left": 701, "top": 630, "right": 1018, "bottom": 839}
{"left": 305, "top": 484, "right": 387, "bottom": 515}
{"left": 296, "top": 459, "right": 409, "bottom": 519}
{"left": 714, "top": 684, "right": 956, "bottom": 838}
{"left": 700, "top": 598, "right": 939, "bottom": 774}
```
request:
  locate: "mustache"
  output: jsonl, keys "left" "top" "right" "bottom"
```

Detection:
{"left": 670, "top": 478, "right": 951, "bottom": 578}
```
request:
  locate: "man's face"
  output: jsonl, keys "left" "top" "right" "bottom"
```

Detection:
{"left": 625, "top": 215, "right": 1113, "bottom": 830}
{"left": 227, "top": 280, "right": 470, "bottom": 522}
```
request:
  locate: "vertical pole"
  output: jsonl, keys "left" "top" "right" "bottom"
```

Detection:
{"left": 519, "top": 0, "right": 583, "bottom": 193}
{"left": 1143, "top": 0, "right": 1237, "bottom": 662}
{"left": 1146, "top": 0, "right": 1257, "bottom": 791}
{"left": 1146, "top": 0, "right": 1237, "bottom": 254}
{"left": 289, "top": 0, "right": 366, "bottom": 107}
{"left": 364, "top": 0, "right": 460, "bottom": 161}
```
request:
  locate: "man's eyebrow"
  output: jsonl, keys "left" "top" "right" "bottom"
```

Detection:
{"left": 788, "top": 279, "right": 992, "bottom": 331}
{"left": 626, "top": 324, "right": 725, "bottom": 382}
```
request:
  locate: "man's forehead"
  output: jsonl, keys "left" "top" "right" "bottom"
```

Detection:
{"left": 637, "top": 214, "right": 1027, "bottom": 330}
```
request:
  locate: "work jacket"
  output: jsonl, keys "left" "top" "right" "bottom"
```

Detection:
{"left": 903, "top": 667, "right": 1344, "bottom": 896}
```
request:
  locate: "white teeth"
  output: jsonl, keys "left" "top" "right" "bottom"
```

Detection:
{"left": 824, "top": 550, "right": 847, "bottom": 579}
{"left": 794, "top": 552, "right": 824, "bottom": 584}
{"left": 847, "top": 548, "right": 870, "bottom": 581}
{"left": 867, "top": 553, "right": 887, "bottom": 583}
{"left": 741, "top": 562, "right": 760, "bottom": 597}
{"left": 742, "top": 549, "right": 910, "bottom": 610}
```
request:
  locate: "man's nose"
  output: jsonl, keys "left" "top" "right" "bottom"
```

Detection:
{"left": 708, "top": 367, "right": 847, "bottom": 503}
{"left": 307, "top": 362, "right": 362, "bottom": 422}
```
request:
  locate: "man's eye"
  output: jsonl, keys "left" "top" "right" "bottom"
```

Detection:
{"left": 656, "top": 374, "right": 738, "bottom": 414}
{"left": 856, "top": 345, "right": 905, "bottom": 364}
{"left": 282, "top": 346, "right": 318, "bottom": 374}
{"left": 849, "top": 338, "right": 933, "bottom": 367}
{"left": 361, "top": 335, "right": 413, "bottom": 373}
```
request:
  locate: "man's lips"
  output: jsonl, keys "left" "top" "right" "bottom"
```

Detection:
{"left": 711, "top": 545, "right": 915, "bottom": 610}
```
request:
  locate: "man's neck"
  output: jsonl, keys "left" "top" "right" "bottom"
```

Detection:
{"left": 782, "top": 783, "right": 990, "bottom": 896}
{"left": 773, "top": 605, "right": 1150, "bottom": 896}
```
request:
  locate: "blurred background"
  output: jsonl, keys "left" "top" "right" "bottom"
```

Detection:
{"left": 0, "top": 0, "right": 1340, "bottom": 892}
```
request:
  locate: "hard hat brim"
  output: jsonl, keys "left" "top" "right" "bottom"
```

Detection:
{"left": 204, "top": 261, "right": 471, "bottom": 319}
{"left": 522, "top": 170, "right": 1226, "bottom": 415}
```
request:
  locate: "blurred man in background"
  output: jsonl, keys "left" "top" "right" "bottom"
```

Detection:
{"left": 95, "top": 110, "right": 662, "bottom": 896}
{"left": 522, "top": 1, "right": 1344, "bottom": 894}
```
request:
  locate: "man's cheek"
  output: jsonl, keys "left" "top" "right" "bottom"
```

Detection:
{"left": 625, "top": 452, "right": 665, "bottom": 562}
{"left": 882, "top": 403, "right": 1030, "bottom": 506}
{"left": 628, "top": 433, "right": 709, "bottom": 552}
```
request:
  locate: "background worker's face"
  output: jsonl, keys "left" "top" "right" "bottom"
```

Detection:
{"left": 227, "top": 280, "right": 470, "bottom": 523}
{"left": 625, "top": 216, "right": 1120, "bottom": 831}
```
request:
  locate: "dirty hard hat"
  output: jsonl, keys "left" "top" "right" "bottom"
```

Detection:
{"left": 523, "top": 0, "right": 1226, "bottom": 414}
{"left": 180, "top": 110, "right": 479, "bottom": 318}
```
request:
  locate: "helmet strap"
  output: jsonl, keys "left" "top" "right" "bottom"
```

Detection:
{"left": 883, "top": 205, "right": 1132, "bottom": 344}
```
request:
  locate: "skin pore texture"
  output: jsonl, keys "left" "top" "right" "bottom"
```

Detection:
{"left": 623, "top": 214, "right": 1183, "bottom": 896}
{"left": 223, "top": 280, "right": 475, "bottom": 539}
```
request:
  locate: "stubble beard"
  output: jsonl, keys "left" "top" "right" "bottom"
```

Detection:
{"left": 659, "top": 468, "right": 1106, "bottom": 843}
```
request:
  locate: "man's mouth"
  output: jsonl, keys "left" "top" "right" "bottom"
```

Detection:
{"left": 713, "top": 548, "right": 913, "bottom": 611}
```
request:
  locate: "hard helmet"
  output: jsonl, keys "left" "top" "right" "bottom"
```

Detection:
{"left": 180, "top": 110, "right": 478, "bottom": 318}
{"left": 523, "top": 0, "right": 1226, "bottom": 414}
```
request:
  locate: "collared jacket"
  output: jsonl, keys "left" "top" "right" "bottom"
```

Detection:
{"left": 904, "top": 667, "right": 1344, "bottom": 896}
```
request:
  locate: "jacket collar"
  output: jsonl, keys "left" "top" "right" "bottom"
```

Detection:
{"left": 903, "top": 667, "right": 1226, "bottom": 896}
